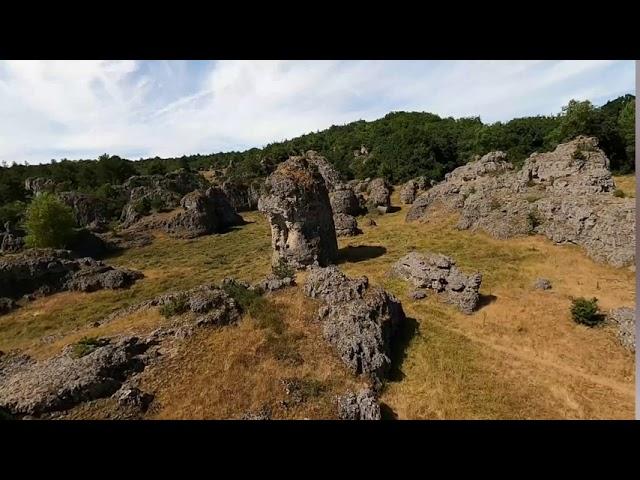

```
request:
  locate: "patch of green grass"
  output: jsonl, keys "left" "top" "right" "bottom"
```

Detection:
{"left": 159, "top": 296, "right": 189, "bottom": 318}
{"left": 613, "top": 189, "right": 626, "bottom": 198}
{"left": 71, "top": 336, "right": 108, "bottom": 358}
{"left": 264, "top": 331, "right": 304, "bottom": 366}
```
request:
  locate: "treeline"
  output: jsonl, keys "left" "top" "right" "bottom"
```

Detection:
{"left": 0, "top": 95, "right": 635, "bottom": 226}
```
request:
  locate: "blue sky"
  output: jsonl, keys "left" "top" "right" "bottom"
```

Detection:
{"left": 0, "top": 60, "right": 634, "bottom": 165}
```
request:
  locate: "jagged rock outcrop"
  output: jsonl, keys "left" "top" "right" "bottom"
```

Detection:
{"left": 390, "top": 252, "right": 482, "bottom": 314}
{"left": 258, "top": 156, "right": 338, "bottom": 269}
{"left": 337, "top": 388, "right": 381, "bottom": 420}
{"left": 0, "top": 232, "right": 24, "bottom": 254}
{"left": 58, "top": 191, "right": 107, "bottom": 228}
{"left": 119, "top": 169, "right": 208, "bottom": 228}
{"left": 0, "top": 249, "right": 142, "bottom": 308}
{"left": 608, "top": 307, "right": 635, "bottom": 352}
{"left": 303, "top": 265, "right": 405, "bottom": 388}
{"left": 0, "top": 336, "right": 159, "bottom": 416}
{"left": 305, "top": 150, "right": 343, "bottom": 192}
{"left": 164, "top": 187, "right": 244, "bottom": 239}
{"left": 221, "top": 179, "right": 262, "bottom": 212}
{"left": 400, "top": 177, "right": 428, "bottom": 204}
{"left": 24, "top": 177, "right": 57, "bottom": 196}
{"left": 366, "top": 178, "right": 391, "bottom": 212}
{"left": 406, "top": 137, "right": 635, "bottom": 267}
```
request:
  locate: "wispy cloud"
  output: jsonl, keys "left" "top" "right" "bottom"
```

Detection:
{"left": 0, "top": 60, "right": 634, "bottom": 165}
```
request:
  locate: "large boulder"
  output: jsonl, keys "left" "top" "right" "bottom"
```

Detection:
{"left": 329, "top": 185, "right": 362, "bottom": 216}
{"left": 366, "top": 178, "right": 391, "bottom": 210}
{"left": 258, "top": 156, "right": 338, "bottom": 269}
{"left": 221, "top": 179, "right": 262, "bottom": 212}
{"left": 400, "top": 177, "right": 428, "bottom": 204}
{"left": 303, "top": 265, "right": 405, "bottom": 388}
{"left": 305, "top": 150, "right": 343, "bottom": 192}
{"left": 390, "top": 252, "right": 482, "bottom": 314}
{"left": 164, "top": 187, "right": 244, "bottom": 239}
{"left": 333, "top": 213, "right": 362, "bottom": 237}
{"left": 406, "top": 138, "right": 635, "bottom": 267}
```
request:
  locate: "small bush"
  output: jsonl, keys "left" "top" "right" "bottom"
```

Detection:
{"left": 613, "top": 189, "right": 626, "bottom": 198}
{"left": 24, "top": 193, "right": 76, "bottom": 248}
{"left": 222, "top": 282, "right": 261, "bottom": 310}
{"left": 159, "top": 295, "right": 189, "bottom": 318}
{"left": 570, "top": 297, "right": 603, "bottom": 327}
{"left": 272, "top": 257, "right": 295, "bottom": 279}
{"left": 71, "top": 336, "right": 108, "bottom": 358}
{"left": 527, "top": 210, "right": 542, "bottom": 233}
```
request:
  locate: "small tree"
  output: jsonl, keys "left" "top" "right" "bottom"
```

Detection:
{"left": 24, "top": 193, "right": 76, "bottom": 248}
{"left": 570, "top": 297, "right": 602, "bottom": 327}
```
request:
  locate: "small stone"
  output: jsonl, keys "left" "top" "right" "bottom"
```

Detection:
{"left": 534, "top": 278, "right": 552, "bottom": 290}
{"left": 410, "top": 290, "right": 427, "bottom": 300}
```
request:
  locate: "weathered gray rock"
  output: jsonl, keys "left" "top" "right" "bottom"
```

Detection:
{"left": 258, "top": 155, "right": 338, "bottom": 269}
{"left": 164, "top": 187, "right": 244, "bottom": 239}
{"left": 0, "top": 249, "right": 143, "bottom": 306}
{"left": 0, "top": 233, "right": 24, "bottom": 254}
{"left": 57, "top": 191, "right": 107, "bottom": 228}
{"left": 409, "top": 290, "right": 427, "bottom": 300}
{"left": 305, "top": 150, "right": 343, "bottom": 192}
{"left": 608, "top": 307, "right": 635, "bottom": 352}
{"left": 253, "top": 274, "right": 295, "bottom": 293}
{"left": 0, "top": 336, "right": 158, "bottom": 416}
{"left": 304, "top": 266, "right": 405, "bottom": 387}
{"left": 367, "top": 178, "right": 391, "bottom": 210}
{"left": 406, "top": 137, "right": 635, "bottom": 267}
{"left": 534, "top": 278, "right": 552, "bottom": 290}
{"left": 221, "top": 179, "right": 262, "bottom": 212}
{"left": 337, "top": 388, "right": 381, "bottom": 420}
{"left": 330, "top": 186, "right": 362, "bottom": 216}
{"left": 400, "top": 177, "right": 428, "bottom": 204}
{"left": 240, "top": 408, "right": 271, "bottom": 420}
{"left": 113, "top": 385, "right": 154, "bottom": 412}
{"left": 24, "top": 177, "right": 57, "bottom": 196}
{"left": 390, "top": 252, "right": 482, "bottom": 314}
{"left": 333, "top": 213, "right": 362, "bottom": 237}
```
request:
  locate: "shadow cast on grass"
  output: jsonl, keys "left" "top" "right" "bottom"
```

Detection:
{"left": 337, "top": 245, "right": 387, "bottom": 264}
{"left": 387, "top": 316, "right": 419, "bottom": 382}
{"left": 380, "top": 402, "right": 399, "bottom": 420}
{"left": 475, "top": 294, "right": 497, "bottom": 310}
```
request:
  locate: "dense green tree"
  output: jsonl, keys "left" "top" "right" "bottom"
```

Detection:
{"left": 618, "top": 99, "right": 635, "bottom": 172}
{"left": 23, "top": 193, "right": 76, "bottom": 248}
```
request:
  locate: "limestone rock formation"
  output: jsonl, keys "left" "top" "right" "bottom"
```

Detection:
{"left": 304, "top": 265, "right": 405, "bottom": 387}
{"left": 221, "top": 179, "right": 262, "bottom": 212}
{"left": 337, "top": 388, "right": 381, "bottom": 420}
{"left": 400, "top": 177, "right": 428, "bottom": 204}
{"left": 58, "top": 191, "right": 107, "bottom": 228}
{"left": 0, "top": 249, "right": 142, "bottom": 310}
{"left": 406, "top": 137, "right": 635, "bottom": 267}
{"left": 24, "top": 177, "right": 57, "bottom": 196}
{"left": 390, "top": 252, "right": 482, "bottom": 314}
{"left": 164, "top": 187, "right": 244, "bottom": 239}
{"left": 0, "top": 336, "right": 159, "bottom": 416}
{"left": 333, "top": 213, "right": 362, "bottom": 237}
{"left": 258, "top": 156, "right": 338, "bottom": 269}
{"left": 366, "top": 178, "right": 391, "bottom": 211}
{"left": 608, "top": 307, "right": 635, "bottom": 352}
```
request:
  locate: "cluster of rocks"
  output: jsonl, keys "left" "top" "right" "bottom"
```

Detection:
{"left": 337, "top": 388, "right": 381, "bottom": 420}
{"left": 406, "top": 137, "right": 635, "bottom": 267}
{"left": 0, "top": 249, "right": 142, "bottom": 314}
{"left": 400, "top": 177, "right": 429, "bottom": 204}
{"left": 220, "top": 179, "right": 262, "bottom": 212}
{"left": 258, "top": 155, "right": 339, "bottom": 269}
{"left": 0, "top": 222, "right": 24, "bottom": 254}
{"left": 390, "top": 252, "right": 482, "bottom": 314}
{"left": 0, "top": 335, "right": 159, "bottom": 417}
{"left": 608, "top": 307, "right": 635, "bottom": 352}
{"left": 303, "top": 265, "right": 405, "bottom": 388}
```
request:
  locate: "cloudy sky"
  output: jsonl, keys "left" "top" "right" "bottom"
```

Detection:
{"left": 0, "top": 60, "right": 635, "bottom": 165}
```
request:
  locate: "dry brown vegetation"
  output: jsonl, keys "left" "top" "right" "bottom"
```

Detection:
{"left": 614, "top": 174, "right": 636, "bottom": 198}
{"left": 1, "top": 182, "right": 635, "bottom": 419}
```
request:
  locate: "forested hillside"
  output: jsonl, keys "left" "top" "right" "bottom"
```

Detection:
{"left": 1, "top": 95, "right": 635, "bottom": 226}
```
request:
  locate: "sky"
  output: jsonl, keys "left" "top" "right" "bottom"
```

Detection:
{"left": 0, "top": 60, "right": 635, "bottom": 165}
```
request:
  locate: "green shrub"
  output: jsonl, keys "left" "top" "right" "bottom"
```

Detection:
{"left": 71, "top": 336, "right": 107, "bottom": 358}
{"left": 149, "top": 195, "right": 167, "bottom": 213}
{"left": 133, "top": 198, "right": 151, "bottom": 216}
{"left": 222, "top": 282, "right": 261, "bottom": 310}
{"left": 159, "top": 295, "right": 189, "bottom": 318}
{"left": 272, "top": 257, "right": 295, "bottom": 279}
{"left": 570, "top": 297, "right": 603, "bottom": 327}
{"left": 613, "top": 189, "right": 626, "bottom": 198}
{"left": 24, "top": 193, "right": 76, "bottom": 248}
{"left": 527, "top": 210, "right": 542, "bottom": 233}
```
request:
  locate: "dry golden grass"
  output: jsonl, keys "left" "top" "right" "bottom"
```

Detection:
{"left": 139, "top": 289, "right": 365, "bottom": 419}
{"left": 614, "top": 174, "right": 636, "bottom": 198}
{"left": 1, "top": 189, "right": 635, "bottom": 419}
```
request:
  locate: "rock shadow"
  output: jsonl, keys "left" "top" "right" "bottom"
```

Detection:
{"left": 387, "top": 316, "right": 419, "bottom": 382}
{"left": 337, "top": 245, "right": 387, "bottom": 264}
{"left": 475, "top": 294, "right": 497, "bottom": 310}
{"left": 380, "top": 402, "right": 399, "bottom": 420}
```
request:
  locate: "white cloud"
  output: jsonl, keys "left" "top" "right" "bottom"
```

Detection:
{"left": 0, "top": 60, "right": 634, "bottom": 165}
